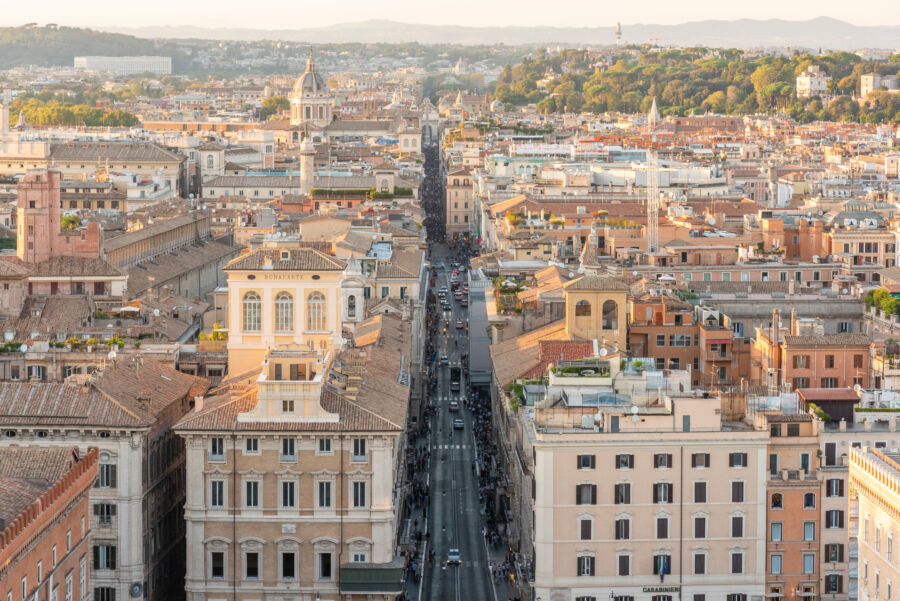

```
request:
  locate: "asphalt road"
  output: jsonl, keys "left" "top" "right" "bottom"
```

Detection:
{"left": 420, "top": 248, "right": 495, "bottom": 601}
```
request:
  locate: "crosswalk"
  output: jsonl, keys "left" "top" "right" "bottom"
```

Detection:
{"left": 433, "top": 444, "right": 468, "bottom": 450}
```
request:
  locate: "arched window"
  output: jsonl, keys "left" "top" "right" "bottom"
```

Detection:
{"left": 242, "top": 292, "right": 261, "bottom": 332}
{"left": 575, "top": 300, "right": 592, "bottom": 316}
{"left": 275, "top": 292, "right": 294, "bottom": 332}
{"left": 602, "top": 300, "right": 618, "bottom": 330}
{"left": 206, "top": 155, "right": 214, "bottom": 169}
{"left": 307, "top": 292, "right": 326, "bottom": 332}
{"left": 347, "top": 295, "right": 357, "bottom": 319}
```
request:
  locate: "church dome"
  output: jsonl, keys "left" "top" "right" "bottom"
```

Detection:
{"left": 293, "top": 56, "right": 328, "bottom": 95}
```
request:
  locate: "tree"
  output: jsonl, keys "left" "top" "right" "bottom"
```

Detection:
{"left": 261, "top": 96, "right": 289, "bottom": 120}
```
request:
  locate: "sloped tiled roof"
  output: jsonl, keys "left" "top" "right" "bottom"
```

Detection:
{"left": 522, "top": 340, "right": 595, "bottom": 380}
{"left": 563, "top": 274, "right": 632, "bottom": 292}
{"left": 49, "top": 141, "right": 182, "bottom": 163}
{"left": 225, "top": 248, "right": 345, "bottom": 271}
{"left": 92, "top": 355, "right": 209, "bottom": 417}
{"left": 30, "top": 256, "right": 123, "bottom": 278}
{"left": 490, "top": 320, "right": 567, "bottom": 388}
{"left": 782, "top": 334, "right": 870, "bottom": 347}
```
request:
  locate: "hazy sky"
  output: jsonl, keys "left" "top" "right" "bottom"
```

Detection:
{"left": 7, "top": 0, "right": 900, "bottom": 29}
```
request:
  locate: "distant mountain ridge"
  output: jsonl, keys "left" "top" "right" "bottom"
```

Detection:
{"left": 101, "top": 17, "right": 900, "bottom": 49}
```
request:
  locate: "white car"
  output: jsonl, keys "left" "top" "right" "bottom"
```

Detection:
{"left": 447, "top": 549, "right": 461, "bottom": 565}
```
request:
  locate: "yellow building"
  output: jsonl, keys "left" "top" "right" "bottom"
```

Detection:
{"left": 562, "top": 275, "right": 631, "bottom": 351}
{"left": 224, "top": 248, "right": 356, "bottom": 374}
{"left": 850, "top": 447, "right": 900, "bottom": 600}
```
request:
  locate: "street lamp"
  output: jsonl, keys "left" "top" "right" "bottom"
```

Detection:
{"left": 610, "top": 592, "right": 616, "bottom": 601}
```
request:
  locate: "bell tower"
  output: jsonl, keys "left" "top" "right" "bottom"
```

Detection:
{"left": 563, "top": 275, "right": 630, "bottom": 352}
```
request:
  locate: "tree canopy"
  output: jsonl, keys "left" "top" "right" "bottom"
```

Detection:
{"left": 492, "top": 48, "right": 900, "bottom": 123}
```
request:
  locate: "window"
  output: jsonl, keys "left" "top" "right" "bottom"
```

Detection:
{"left": 281, "top": 437, "right": 296, "bottom": 461}
{"left": 770, "top": 423, "right": 781, "bottom": 437}
{"left": 575, "top": 300, "right": 591, "bottom": 316}
{"left": 825, "top": 574, "right": 843, "bottom": 593}
{"left": 274, "top": 292, "right": 294, "bottom": 332}
{"left": 577, "top": 556, "right": 595, "bottom": 576}
{"left": 732, "top": 515, "right": 744, "bottom": 537}
{"left": 653, "top": 554, "right": 671, "bottom": 575}
{"left": 771, "top": 493, "right": 783, "bottom": 508}
{"left": 245, "top": 437, "right": 259, "bottom": 453}
{"left": 347, "top": 295, "right": 357, "bottom": 318}
{"left": 615, "top": 453, "right": 634, "bottom": 469}
{"left": 803, "top": 521, "right": 815, "bottom": 541}
{"left": 694, "top": 481, "right": 707, "bottom": 503}
{"left": 803, "top": 492, "right": 815, "bottom": 508}
{"left": 731, "top": 552, "right": 744, "bottom": 574}
{"left": 825, "top": 354, "right": 835, "bottom": 368}
{"left": 282, "top": 481, "right": 296, "bottom": 508}
{"left": 771, "top": 522, "right": 782, "bottom": 541}
{"left": 94, "top": 503, "right": 116, "bottom": 524}
{"left": 732, "top": 481, "right": 745, "bottom": 503}
{"left": 615, "top": 518, "right": 630, "bottom": 540}
{"left": 654, "top": 453, "right": 673, "bottom": 468}
{"left": 826, "top": 510, "right": 844, "bottom": 528}
{"left": 245, "top": 552, "right": 259, "bottom": 579}
{"left": 245, "top": 481, "right": 259, "bottom": 508}
{"left": 352, "top": 438, "right": 367, "bottom": 461}
{"left": 656, "top": 333, "right": 666, "bottom": 346}
{"left": 576, "top": 483, "right": 597, "bottom": 505}
{"left": 821, "top": 377, "right": 838, "bottom": 388}
{"left": 825, "top": 543, "right": 843, "bottom": 563}
{"left": 210, "top": 481, "right": 224, "bottom": 508}
{"left": 242, "top": 292, "right": 261, "bottom": 332}
{"left": 318, "top": 438, "right": 332, "bottom": 454}
{"left": 353, "top": 481, "right": 367, "bottom": 508}
{"left": 306, "top": 292, "right": 326, "bottom": 331}
{"left": 80, "top": 555, "right": 86, "bottom": 598}
{"left": 281, "top": 552, "right": 296, "bottom": 580}
{"left": 693, "top": 553, "right": 706, "bottom": 575}
{"left": 93, "top": 545, "right": 116, "bottom": 569}
{"left": 838, "top": 321, "right": 853, "bottom": 333}
{"left": 691, "top": 453, "right": 710, "bottom": 468}
{"left": 787, "top": 423, "right": 800, "bottom": 436}
{"left": 653, "top": 482, "right": 673, "bottom": 504}
{"left": 602, "top": 300, "right": 618, "bottom": 330}
{"left": 97, "top": 463, "right": 117, "bottom": 488}
{"left": 210, "top": 437, "right": 225, "bottom": 461}
{"left": 694, "top": 515, "right": 707, "bottom": 538}
{"left": 577, "top": 454, "right": 595, "bottom": 469}
{"left": 854, "top": 354, "right": 863, "bottom": 368}
{"left": 793, "top": 354, "right": 810, "bottom": 369}
{"left": 657, "top": 517, "right": 669, "bottom": 539}
{"left": 579, "top": 518, "right": 592, "bottom": 540}
{"left": 770, "top": 554, "right": 782, "bottom": 574}
{"left": 802, "top": 553, "right": 815, "bottom": 574}
{"left": 352, "top": 552, "right": 368, "bottom": 563}
{"left": 729, "top": 452, "right": 748, "bottom": 467}
{"left": 380, "top": 286, "right": 389, "bottom": 298}
{"left": 617, "top": 554, "right": 630, "bottom": 576}
{"left": 94, "top": 588, "right": 115, "bottom": 601}
{"left": 318, "top": 481, "right": 332, "bottom": 508}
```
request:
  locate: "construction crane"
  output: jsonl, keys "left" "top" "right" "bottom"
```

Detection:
{"left": 647, "top": 150, "right": 659, "bottom": 254}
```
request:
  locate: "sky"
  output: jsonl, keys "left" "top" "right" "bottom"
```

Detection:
{"left": 7, "top": 0, "right": 900, "bottom": 29}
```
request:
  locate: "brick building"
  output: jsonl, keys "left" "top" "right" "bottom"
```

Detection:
{"left": 0, "top": 447, "right": 98, "bottom": 601}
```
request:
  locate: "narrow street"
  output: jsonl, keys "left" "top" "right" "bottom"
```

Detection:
{"left": 398, "top": 144, "right": 521, "bottom": 601}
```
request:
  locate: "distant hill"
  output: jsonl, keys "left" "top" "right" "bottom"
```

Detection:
{"left": 103, "top": 17, "right": 900, "bottom": 50}
{"left": 0, "top": 25, "right": 166, "bottom": 69}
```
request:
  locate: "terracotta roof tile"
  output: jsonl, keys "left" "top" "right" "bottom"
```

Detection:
{"left": 225, "top": 248, "right": 345, "bottom": 271}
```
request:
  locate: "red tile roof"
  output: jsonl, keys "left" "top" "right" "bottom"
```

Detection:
{"left": 523, "top": 340, "right": 595, "bottom": 380}
{"left": 797, "top": 388, "right": 861, "bottom": 402}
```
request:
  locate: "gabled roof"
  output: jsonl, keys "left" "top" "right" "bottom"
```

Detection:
{"left": 225, "top": 248, "right": 345, "bottom": 271}
{"left": 30, "top": 257, "right": 123, "bottom": 278}
{"left": 563, "top": 275, "right": 632, "bottom": 292}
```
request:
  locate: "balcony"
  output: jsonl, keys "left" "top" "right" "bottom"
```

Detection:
{"left": 339, "top": 560, "right": 404, "bottom": 595}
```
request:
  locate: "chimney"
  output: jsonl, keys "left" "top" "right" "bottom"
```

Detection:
{"left": 790, "top": 308, "right": 797, "bottom": 335}
{"left": 194, "top": 395, "right": 204, "bottom": 412}
{"left": 788, "top": 280, "right": 795, "bottom": 296}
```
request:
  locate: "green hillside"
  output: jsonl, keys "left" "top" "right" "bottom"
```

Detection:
{"left": 0, "top": 25, "right": 166, "bottom": 69}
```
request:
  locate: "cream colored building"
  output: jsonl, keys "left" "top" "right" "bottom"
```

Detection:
{"left": 850, "top": 446, "right": 900, "bottom": 601}
{"left": 529, "top": 384, "right": 769, "bottom": 601}
{"left": 446, "top": 167, "right": 473, "bottom": 239}
{"left": 223, "top": 247, "right": 358, "bottom": 374}
{"left": 175, "top": 343, "right": 408, "bottom": 601}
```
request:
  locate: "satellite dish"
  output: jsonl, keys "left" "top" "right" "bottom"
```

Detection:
{"left": 153, "top": 309, "right": 160, "bottom": 317}
{"left": 19, "top": 344, "right": 27, "bottom": 353}
{"left": 599, "top": 348, "right": 608, "bottom": 357}
{"left": 707, "top": 216, "right": 716, "bottom": 226}
{"left": 854, "top": 384, "right": 862, "bottom": 393}
{"left": 631, "top": 405, "right": 639, "bottom": 423}
{"left": 108, "top": 350, "right": 117, "bottom": 360}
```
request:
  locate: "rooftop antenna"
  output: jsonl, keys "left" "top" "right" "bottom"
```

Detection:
{"left": 615, "top": 22, "right": 622, "bottom": 47}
